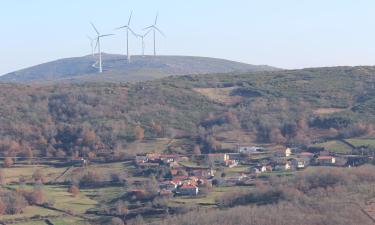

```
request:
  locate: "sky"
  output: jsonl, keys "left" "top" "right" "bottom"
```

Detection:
{"left": 1, "top": 0, "right": 375, "bottom": 74}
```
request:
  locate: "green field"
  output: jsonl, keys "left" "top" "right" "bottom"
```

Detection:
{"left": 312, "top": 140, "right": 352, "bottom": 153}
{"left": 171, "top": 186, "right": 251, "bottom": 206}
{"left": 345, "top": 138, "right": 375, "bottom": 148}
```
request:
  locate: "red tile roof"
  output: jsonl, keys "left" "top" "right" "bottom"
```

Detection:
{"left": 299, "top": 152, "right": 314, "bottom": 156}
{"left": 180, "top": 184, "right": 197, "bottom": 189}
{"left": 317, "top": 156, "right": 334, "bottom": 160}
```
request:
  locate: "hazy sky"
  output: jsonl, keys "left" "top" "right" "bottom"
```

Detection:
{"left": 1, "top": 0, "right": 375, "bottom": 75}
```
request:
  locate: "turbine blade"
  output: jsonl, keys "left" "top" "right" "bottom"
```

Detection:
{"left": 90, "top": 22, "right": 99, "bottom": 35}
{"left": 128, "top": 27, "right": 138, "bottom": 37}
{"left": 128, "top": 11, "right": 133, "bottom": 25}
{"left": 154, "top": 26, "right": 165, "bottom": 37}
{"left": 143, "top": 25, "right": 153, "bottom": 30}
{"left": 115, "top": 25, "right": 128, "bottom": 30}
{"left": 99, "top": 34, "right": 115, "bottom": 38}
{"left": 154, "top": 13, "right": 158, "bottom": 25}
{"left": 144, "top": 29, "right": 152, "bottom": 37}
{"left": 94, "top": 38, "right": 99, "bottom": 51}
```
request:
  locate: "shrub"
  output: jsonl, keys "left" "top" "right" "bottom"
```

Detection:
{"left": 3, "top": 157, "right": 13, "bottom": 168}
{"left": 68, "top": 185, "right": 80, "bottom": 197}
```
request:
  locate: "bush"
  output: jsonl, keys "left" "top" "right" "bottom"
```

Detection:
{"left": 1, "top": 191, "right": 28, "bottom": 214}
{"left": 68, "top": 185, "right": 80, "bottom": 197}
{"left": 3, "top": 157, "right": 13, "bottom": 168}
{"left": 216, "top": 187, "right": 285, "bottom": 208}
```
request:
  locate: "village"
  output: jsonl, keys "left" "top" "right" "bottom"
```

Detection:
{"left": 128, "top": 144, "right": 368, "bottom": 199}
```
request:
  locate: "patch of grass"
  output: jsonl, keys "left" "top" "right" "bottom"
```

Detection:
{"left": 178, "top": 161, "right": 202, "bottom": 168}
{"left": 6, "top": 184, "right": 98, "bottom": 215}
{"left": 81, "top": 186, "right": 124, "bottom": 205}
{"left": 44, "top": 185, "right": 97, "bottom": 214}
{"left": 224, "top": 165, "right": 248, "bottom": 175}
{"left": 124, "top": 138, "right": 173, "bottom": 155}
{"left": 50, "top": 217, "right": 91, "bottom": 225}
{"left": 193, "top": 87, "right": 241, "bottom": 105}
{"left": 1, "top": 165, "right": 68, "bottom": 183}
{"left": 0, "top": 206, "right": 60, "bottom": 221}
{"left": 312, "top": 140, "right": 352, "bottom": 153}
{"left": 345, "top": 138, "right": 375, "bottom": 148}
{"left": 171, "top": 186, "right": 251, "bottom": 205}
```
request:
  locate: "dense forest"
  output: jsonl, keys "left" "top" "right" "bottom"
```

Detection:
{"left": 1, "top": 66, "right": 375, "bottom": 158}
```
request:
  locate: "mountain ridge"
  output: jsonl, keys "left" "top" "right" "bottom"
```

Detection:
{"left": 0, "top": 54, "right": 279, "bottom": 83}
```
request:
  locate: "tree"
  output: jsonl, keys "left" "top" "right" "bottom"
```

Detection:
{"left": 68, "top": 185, "right": 80, "bottom": 197}
{"left": 87, "top": 151, "right": 96, "bottom": 160}
{"left": 79, "top": 170, "right": 103, "bottom": 187}
{"left": 24, "top": 146, "right": 33, "bottom": 163}
{"left": 134, "top": 125, "right": 145, "bottom": 141}
{"left": 115, "top": 200, "right": 128, "bottom": 216}
{"left": 130, "top": 215, "right": 145, "bottom": 225}
{"left": 111, "top": 217, "right": 125, "bottom": 225}
{"left": 0, "top": 199, "right": 5, "bottom": 215}
{"left": 3, "top": 157, "right": 13, "bottom": 168}
{"left": 207, "top": 136, "right": 222, "bottom": 151}
{"left": 225, "top": 111, "right": 240, "bottom": 127}
{"left": 193, "top": 145, "right": 201, "bottom": 155}
{"left": 4, "top": 192, "right": 28, "bottom": 214}
{"left": 145, "top": 176, "right": 159, "bottom": 197}
{"left": 32, "top": 169, "right": 45, "bottom": 184}
{"left": 152, "top": 121, "right": 164, "bottom": 137}
{"left": 25, "top": 189, "right": 45, "bottom": 205}
{"left": 0, "top": 170, "right": 6, "bottom": 186}
{"left": 270, "top": 128, "right": 287, "bottom": 144}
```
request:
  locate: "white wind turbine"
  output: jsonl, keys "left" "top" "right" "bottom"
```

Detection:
{"left": 144, "top": 13, "right": 165, "bottom": 56}
{"left": 116, "top": 11, "right": 137, "bottom": 63}
{"left": 135, "top": 30, "right": 151, "bottom": 56}
{"left": 90, "top": 22, "right": 114, "bottom": 73}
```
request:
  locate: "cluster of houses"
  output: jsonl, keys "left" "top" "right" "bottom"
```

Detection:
{"left": 132, "top": 146, "right": 340, "bottom": 197}
{"left": 249, "top": 147, "right": 338, "bottom": 174}
{"left": 135, "top": 153, "right": 218, "bottom": 196}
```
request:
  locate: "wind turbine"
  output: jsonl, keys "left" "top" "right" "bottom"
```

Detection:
{"left": 144, "top": 13, "right": 165, "bottom": 56}
{"left": 116, "top": 11, "right": 137, "bottom": 63}
{"left": 87, "top": 35, "right": 95, "bottom": 57}
{"left": 135, "top": 30, "right": 151, "bottom": 56}
{"left": 90, "top": 22, "right": 114, "bottom": 73}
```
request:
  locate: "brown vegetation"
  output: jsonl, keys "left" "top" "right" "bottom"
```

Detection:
{"left": 154, "top": 166, "right": 375, "bottom": 225}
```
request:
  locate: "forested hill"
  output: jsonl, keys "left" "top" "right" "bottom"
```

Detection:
{"left": 0, "top": 54, "right": 278, "bottom": 83}
{"left": 1, "top": 65, "right": 375, "bottom": 158}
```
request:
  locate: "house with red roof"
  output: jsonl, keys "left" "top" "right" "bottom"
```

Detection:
{"left": 159, "top": 181, "right": 178, "bottom": 191}
{"left": 298, "top": 152, "right": 314, "bottom": 160}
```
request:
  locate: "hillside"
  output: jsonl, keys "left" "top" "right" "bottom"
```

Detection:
{"left": 0, "top": 54, "right": 278, "bottom": 83}
{"left": 0, "top": 66, "right": 375, "bottom": 158}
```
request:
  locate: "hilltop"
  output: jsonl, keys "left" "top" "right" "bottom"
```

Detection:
{"left": 0, "top": 54, "right": 278, "bottom": 83}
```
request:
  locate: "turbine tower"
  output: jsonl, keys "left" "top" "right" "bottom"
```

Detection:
{"left": 144, "top": 13, "right": 165, "bottom": 56}
{"left": 90, "top": 22, "right": 114, "bottom": 73}
{"left": 136, "top": 30, "right": 151, "bottom": 56}
{"left": 87, "top": 35, "right": 95, "bottom": 57}
{"left": 116, "top": 11, "right": 137, "bottom": 63}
